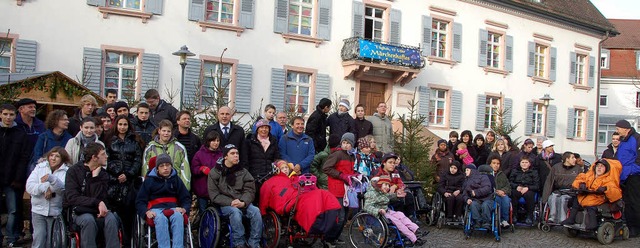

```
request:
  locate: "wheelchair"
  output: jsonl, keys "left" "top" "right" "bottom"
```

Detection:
{"left": 513, "top": 192, "right": 541, "bottom": 227}
{"left": 134, "top": 210, "right": 194, "bottom": 248}
{"left": 262, "top": 209, "right": 322, "bottom": 248}
{"left": 563, "top": 199, "right": 630, "bottom": 244}
{"left": 348, "top": 211, "right": 411, "bottom": 248}
{"left": 539, "top": 189, "right": 573, "bottom": 232}
{"left": 52, "top": 208, "right": 124, "bottom": 248}
{"left": 198, "top": 205, "right": 265, "bottom": 248}
{"left": 462, "top": 198, "right": 504, "bottom": 242}
{"left": 429, "top": 192, "right": 464, "bottom": 229}
{"left": 402, "top": 181, "right": 431, "bottom": 221}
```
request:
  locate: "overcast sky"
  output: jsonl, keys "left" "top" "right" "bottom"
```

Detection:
{"left": 590, "top": 0, "right": 640, "bottom": 19}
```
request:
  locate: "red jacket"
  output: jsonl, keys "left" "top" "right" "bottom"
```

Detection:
{"left": 295, "top": 189, "right": 341, "bottom": 232}
{"left": 373, "top": 167, "right": 405, "bottom": 189}
{"left": 259, "top": 173, "right": 297, "bottom": 216}
{"left": 322, "top": 149, "right": 356, "bottom": 197}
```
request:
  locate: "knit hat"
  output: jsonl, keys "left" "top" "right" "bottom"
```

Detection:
{"left": 155, "top": 154, "right": 172, "bottom": 167}
{"left": 318, "top": 98, "right": 332, "bottom": 109}
{"left": 14, "top": 98, "right": 36, "bottom": 108}
{"left": 358, "top": 137, "right": 370, "bottom": 150}
{"left": 542, "top": 140, "right": 555, "bottom": 149}
{"left": 328, "top": 134, "right": 341, "bottom": 148}
{"left": 615, "top": 120, "right": 632, "bottom": 129}
{"left": 341, "top": 132, "right": 355, "bottom": 146}
{"left": 222, "top": 144, "right": 238, "bottom": 157}
{"left": 114, "top": 101, "right": 129, "bottom": 112}
{"left": 382, "top": 152, "right": 399, "bottom": 163}
{"left": 255, "top": 119, "right": 271, "bottom": 130}
{"left": 466, "top": 164, "right": 477, "bottom": 170}
{"left": 377, "top": 175, "right": 392, "bottom": 186}
{"left": 339, "top": 99, "right": 351, "bottom": 111}
{"left": 437, "top": 139, "right": 447, "bottom": 146}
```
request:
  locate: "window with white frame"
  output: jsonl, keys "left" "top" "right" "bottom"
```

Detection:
{"left": 486, "top": 32, "right": 501, "bottom": 68}
{"left": 484, "top": 96, "right": 500, "bottom": 129}
{"left": 575, "top": 54, "right": 587, "bottom": 85}
{"left": 206, "top": 0, "right": 234, "bottom": 23}
{"left": 364, "top": 6, "right": 384, "bottom": 42}
{"left": 104, "top": 51, "right": 138, "bottom": 101}
{"left": 534, "top": 44, "right": 547, "bottom": 77}
{"left": 285, "top": 71, "right": 310, "bottom": 114}
{"left": 0, "top": 39, "right": 11, "bottom": 73}
{"left": 289, "top": 0, "right": 313, "bottom": 35}
{"left": 531, "top": 103, "right": 544, "bottom": 134}
{"left": 202, "top": 62, "right": 231, "bottom": 106}
{"left": 107, "top": 0, "right": 142, "bottom": 10}
{"left": 429, "top": 89, "right": 447, "bottom": 126}
{"left": 600, "top": 52, "right": 608, "bottom": 68}
{"left": 431, "top": 19, "right": 448, "bottom": 58}
{"left": 573, "top": 109, "right": 585, "bottom": 138}
{"left": 600, "top": 95, "right": 608, "bottom": 107}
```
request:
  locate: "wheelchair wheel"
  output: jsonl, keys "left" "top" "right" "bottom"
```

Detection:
{"left": 427, "top": 193, "right": 442, "bottom": 226}
{"left": 50, "top": 215, "right": 68, "bottom": 248}
{"left": 349, "top": 212, "right": 388, "bottom": 248}
{"left": 463, "top": 205, "right": 471, "bottom": 239}
{"left": 596, "top": 222, "right": 615, "bottom": 245}
{"left": 199, "top": 207, "right": 221, "bottom": 248}
{"left": 494, "top": 204, "right": 502, "bottom": 236}
{"left": 622, "top": 225, "right": 630, "bottom": 240}
{"left": 262, "top": 211, "right": 281, "bottom": 248}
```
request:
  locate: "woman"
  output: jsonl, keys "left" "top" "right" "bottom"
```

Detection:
{"left": 142, "top": 119, "right": 191, "bottom": 190}
{"left": 473, "top": 134, "right": 489, "bottom": 166}
{"left": 510, "top": 157, "right": 539, "bottom": 225}
{"left": 485, "top": 131, "right": 496, "bottom": 154}
{"left": 242, "top": 119, "right": 280, "bottom": 205}
{"left": 458, "top": 130, "right": 477, "bottom": 164}
{"left": 65, "top": 117, "right": 104, "bottom": 165}
{"left": 489, "top": 139, "right": 514, "bottom": 176}
{"left": 25, "top": 147, "right": 70, "bottom": 248}
{"left": 431, "top": 139, "right": 455, "bottom": 182}
{"left": 105, "top": 115, "right": 144, "bottom": 245}
{"left": 30, "top": 110, "right": 72, "bottom": 168}
{"left": 191, "top": 131, "right": 223, "bottom": 213}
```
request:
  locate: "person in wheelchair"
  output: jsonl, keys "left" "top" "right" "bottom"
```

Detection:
{"left": 64, "top": 142, "right": 120, "bottom": 248}
{"left": 437, "top": 161, "right": 465, "bottom": 222}
{"left": 541, "top": 152, "right": 582, "bottom": 224}
{"left": 374, "top": 153, "right": 417, "bottom": 221}
{"left": 509, "top": 156, "right": 539, "bottom": 225}
{"left": 208, "top": 144, "right": 262, "bottom": 248}
{"left": 561, "top": 159, "right": 623, "bottom": 230}
{"left": 135, "top": 154, "right": 191, "bottom": 247}
{"left": 364, "top": 176, "right": 425, "bottom": 246}
{"left": 462, "top": 164, "right": 493, "bottom": 229}
{"left": 487, "top": 155, "right": 511, "bottom": 228}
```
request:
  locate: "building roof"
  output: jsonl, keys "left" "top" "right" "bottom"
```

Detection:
{"left": 0, "top": 71, "right": 105, "bottom": 105}
{"left": 602, "top": 19, "right": 640, "bottom": 49}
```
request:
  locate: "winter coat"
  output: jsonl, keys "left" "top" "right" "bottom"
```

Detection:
{"left": 64, "top": 163, "right": 110, "bottom": 214}
{"left": 259, "top": 173, "right": 298, "bottom": 215}
{"left": 15, "top": 114, "right": 45, "bottom": 149}
{"left": 473, "top": 144, "right": 489, "bottom": 166}
{"left": 131, "top": 117, "right": 156, "bottom": 145}
{"left": 367, "top": 113, "right": 393, "bottom": 153}
{"left": 323, "top": 149, "right": 355, "bottom": 198}
{"left": 461, "top": 169, "right": 493, "bottom": 202}
{"left": 572, "top": 159, "right": 622, "bottom": 207}
{"left": 373, "top": 167, "right": 405, "bottom": 189}
{"left": 31, "top": 129, "right": 72, "bottom": 167}
{"left": 534, "top": 151, "right": 562, "bottom": 190}
{"left": 309, "top": 146, "right": 333, "bottom": 189}
{"left": 279, "top": 131, "right": 315, "bottom": 173}
{"left": 437, "top": 170, "right": 464, "bottom": 195}
{"left": 495, "top": 170, "right": 511, "bottom": 195}
{"left": 509, "top": 150, "right": 537, "bottom": 174}
{"left": 105, "top": 133, "right": 142, "bottom": 205}
{"left": 207, "top": 160, "right": 256, "bottom": 207}
{"left": 601, "top": 143, "right": 617, "bottom": 159}
{"left": 26, "top": 161, "right": 68, "bottom": 216}
{"left": 142, "top": 137, "right": 191, "bottom": 190}
{"left": 354, "top": 152, "right": 379, "bottom": 177}
{"left": 431, "top": 149, "right": 455, "bottom": 179}
{"left": 363, "top": 184, "right": 397, "bottom": 216}
{"left": 489, "top": 151, "right": 515, "bottom": 177}
{"left": 252, "top": 116, "right": 284, "bottom": 143}
{"left": 541, "top": 162, "right": 582, "bottom": 202}
{"left": 0, "top": 121, "right": 30, "bottom": 186}
{"left": 242, "top": 133, "right": 280, "bottom": 179}
{"left": 150, "top": 100, "right": 178, "bottom": 127}
{"left": 173, "top": 128, "right": 202, "bottom": 165}
{"left": 68, "top": 109, "right": 94, "bottom": 137}
{"left": 353, "top": 118, "right": 373, "bottom": 142}
{"left": 305, "top": 106, "right": 329, "bottom": 153}
{"left": 135, "top": 167, "right": 191, "bottom": 218}
{"left": 326, "top": 112, "right": 355, "bottom": 139}
{"left": 191, "top": 146, "right": 222, "bottom": 198}
{"left": 65, "top": 132, "right": 105, "bottom": 165}
{"left": 509, "top": 168, "right": 540, "bottom": 192}
{"left": 203, "top": 122, "right": 245, "bottom": 153}
{"left": 617, "top": 128, "right": 640, "bottom": 181}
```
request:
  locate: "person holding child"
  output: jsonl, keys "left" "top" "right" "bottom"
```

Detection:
{"left": 456, "top": 142, "right": 474, "bottom": 166}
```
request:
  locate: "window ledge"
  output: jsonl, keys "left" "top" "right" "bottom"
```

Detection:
{"left": 427, "top": 56, "right": 457, "bottom": 68}
{"left": 198, "top": 22, "right": 245, "bottom": 36}
{"left": 571, "top": 84, "right": 592, "bottom": 92}
{"left": 569, "top": 137, "right": 587, "bottom": 142}
{"left": 531, "top": 76, "right": 553, "bottom": 86}
{"left": 281, "top": 33, "right": 323, "bottom": 47}
{"left": 483, "top": 67, "right": 509, "bottom": 77}
{"left": 98, "top": 7, "right": 152, "bottom": 23}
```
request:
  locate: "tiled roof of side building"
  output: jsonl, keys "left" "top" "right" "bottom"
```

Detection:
{"left": 602, "top": 19, "right": 640, "bottom": 49}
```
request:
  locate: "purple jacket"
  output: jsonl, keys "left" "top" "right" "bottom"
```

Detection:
{"left": 191, "top": 145, "right": 223, "bottom": 198}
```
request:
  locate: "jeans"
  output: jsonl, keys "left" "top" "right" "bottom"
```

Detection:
{"left": 324, "top": 197, "right": 346, "bottom": 242}
{"left": 547, "top": 192, "right": 571, "bottom": 222}
{"left": 495, "top": 195, "right": 511, "bottom": 222}
{"left": 74, "top": 212, "right": 119, "bottom": 248}
{"left": 470, "top": 200, "right": 493, "bottom": 225}
{"left": 150, "top": 208, "right": 184, "bottom": 248}
{"left": 220, "top": 204, "right": 262, "bottom": 248}
{"left": 31, "top": 213, "right": 55, "bottom": 248}
{"left": 1, "top": 186, "right": 21, "bottom": 243}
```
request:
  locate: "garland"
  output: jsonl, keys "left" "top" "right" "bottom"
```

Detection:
{"left": 1, "top": 75, "right": 90, "bottom": 100}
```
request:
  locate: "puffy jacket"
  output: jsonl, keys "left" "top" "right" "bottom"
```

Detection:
{"left": 431, "top": 149, "right": 455, "bottom": 180}
{"left": 305, "top": 106, "right": 329, "bottom": 153}
{"left": 509, "top": 168, "right": 540, "bottom": 192}
{"left": 617, "top": 128, "right": 640, "bottom": 181}
{"left": 354, "top": 152, "right": 379, "bottom": 177}
{"left": 65, "top": 132, "right": 105, "bottom": 165}
{"left": 135, "top": 167, "right": 191, "bottom": 218}
{"left": 279, "top": 131, "right": 315, "bottom": 173}
{"left": 461, "top": 169, "right": 492, "bottom": 202}
{"left": 242, "top": 133, "right": 280, "bottom": 179}
{"left": 208, "top": 160, "right": 255, "bottom": 207}
{"left": 0, "top": 121, "right": 30, "bottom": 186}
{"left": 64, "top": 163, "right": 110, "bottom": 213}
{"left": 327, "top": 112, "right": 354, "bottom": 139}
{"left": 191, "top": 146, "right": 222, "bottom": 198}
{"left": 26, "top": 161, "right": 68, "bottom": 216}
{"left": 105, "top": 133, "right": 143, "bottom": 204}
{"left": 363, "top": 184, "right": 396, "bottom": 216}
{"left": 572, "top": 159, "right": 623, "bottom": 207}
{"left": 142, "top": 137, "right": 191, "bottom": 190}
{"left": 542, "top": 162, "right": 582, "bottom": 202}
{"left": 367, "top": 113, "right": 393, "bottom": 153}
{"left": 31, "top": 129, "right": 72, "bottom": 166}
{"left": 309, "top": 146, "right": 333, "bottom": 189}
{"left": 437, "top": 169, "right": 464, "bottom": 195}
{"left": 150, "top": 100, "right": 178, "bottom": 127}
{"left": 259, "top": 173, "right": 297, "bottom": 215}
{"left": 323, "top": 149, "right": 355, "bottom": 198}
{"left": 294, "top": 188, "right": 341, "bottom": 233}
{"left": 535, "top": 151, "right": 562, "bottom": 190}
{"left": 131, "top": 117, "right": 156, "bottom": 145}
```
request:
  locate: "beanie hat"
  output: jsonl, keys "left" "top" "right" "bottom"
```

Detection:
{"left": 615, "top": 120, "right": 632, "bottom": 129}
{"left": 437, "top": 139, "right": 447, "bottom": 146}
{"left": 339, "top": 99, "right": 351, "bottom": 111}
{"left": 155, "top": 154, "right": 172, "bottom": 167}
{"left": 377, "top": 175, "right": 392, "bottom": 186}
{"left": 341, "top": 132, "right": 355, "bottom": 146}
{"left": 357, "top": 137, "right": 370, "bottom": 150}
{"left": 222, "top": 144, "right": 238, "bottom": 157}
{"left": 114, "top": 101, "right": 129, "bottom": 111}
{"left": 254, "top": 119, "right": 271, "bottom": 130}
{"left": 328, "top": 134, "right": 341, "bottom": 148}
{"left": 318, "top": 98, "right": 332, "bottom": 109}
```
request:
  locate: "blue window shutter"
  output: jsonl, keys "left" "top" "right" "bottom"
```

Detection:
{"left": 421, "top": 15, "right": 432, "bottom": 57}
{"left": 569, "top": 52, "right": 576, "bottom": 84}
{"left": 82, "top": 47, "right": 102, "bottom": 94}
{"left": 182, "top": 58, "right": 201, "bottom": 106}
{"left": 547, "top": 105, "right": 557, "bottom": 138}
{"left": 274, "top": 0, "right": 289, "bottom": 34}
{"left": 505, "top": 35, "right": 514, "bottom": 72}
{"left": 317, "top": 0, "right": 332, "bottom": 40}
{"left": 524, "top": 102, "right": 533, "bottom": 136}
{"left": 188, "top": 0, "right": 205, "bottom": 22}
{"left": 602, "top": 49, "right": 610, "bottom": 68}
{"left": 145, "top": 0, "right": 163, "bottom": 15}
{"left": 586, "top": 110, "right": 595, "bottom": 141}
{"left": 315, "top": 73, "right": 330, "bottom": 105}
{"left": 549, "top": 47, "right": 557, "bottom": 81}
{"left": 418, "top": 86, "right": 429, "bottom": 126}
{"left": 87, "top": 0, "right": 105, "bottom": 7}
{"left": 566, "top": 108, "right": 575, "bottom": 139}
{"left": 449, "top": 90, "right": 462, "bottom": 129}
{"left": 15, "top": 39, "right": 37, "bottom": 73}
{"left": 527, "top": 41, "right": 535, "bottom": 77}
{"left": 389, "top": 9, "right": 401, "bottom": 44}
{"left": 503, "top": 98, "right": 513, "bottom": 127}
{"left": 352, "top": 0, "right": 364, "bottom": 37}
{"left": 588, "top": 56, "right": 595, "bottom": 88}
{"left": 270, "top": 68, "right": 286, "bottom": 110}
{"left": 475, "top": 94, "right": 486, "bottom": 131}
{"left": 452, "top": 22, "right": 462, "bottom": 62}
{"left": 141, "top": 53, "right": 161, "bottom": 100}
{"left": 478, "top": 29, "right": 488, "bottom": 67}
{"left": 235, "top": 64, "right": 253, "bottom": 113}
{"left": 239, "top": 0, "right": 255, "bottom": 29}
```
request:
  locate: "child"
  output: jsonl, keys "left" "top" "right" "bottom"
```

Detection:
{"left": 437, "top": 161, "right": 465, "bottom": 221}
{"left": 456, "top": 142, "right": 474, "bottom": 166}
{"left": 462, "top": 164, "right": 493, "bottom": 229}
{"left": 191, "top": 131, "right": 223, "bottom": 213}
{"left": 487, "top": 155, "right": 511, "bottom": 227}
{"left": 354, "top": 137, "right": 379, "bottom": 177}
{"left": 509, "top": 157, "right": 539, "bottom": 225}
{"left": 364, "top": 176, "right": 425, "bottom": 246}
{"left": 136, "top": 154, "right": 191, "bottom": 248}
{"left": 447, "top": 131, "right": 459, "bottom": 152}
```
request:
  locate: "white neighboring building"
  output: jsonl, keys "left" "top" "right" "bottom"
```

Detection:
{"left": 0, "top": 0, "right": 615, "bottom": 161}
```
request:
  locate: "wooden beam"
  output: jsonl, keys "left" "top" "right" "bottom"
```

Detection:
{"left": 393, "top": 71, "right": 409, "bottom": 84}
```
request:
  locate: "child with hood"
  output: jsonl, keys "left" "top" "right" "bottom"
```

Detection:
{"left": 462, "top": 164, "right": 493, "bottom": 229}
{"left": 437, "top": 161, "right": 465, "bottom": 221}
{"left": 354, "top": 137, "right": 379, "bottom": 177}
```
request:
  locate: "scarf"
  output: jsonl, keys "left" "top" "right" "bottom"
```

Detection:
{"left": 257, "top": 134, "right": 270, "bottom": 152}
{"left": 78, "top": 133, "right": 97, "bottom": 163}
{"left": 542, "top": 150, "right": 554, "bottom": 160}
{"left": 216, "top": 161, "right": 243, "bottom": 186}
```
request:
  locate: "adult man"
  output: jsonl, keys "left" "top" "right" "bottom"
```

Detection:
{"left": 14, "top": 98, "right": 45, "bottom": 147}
{"left": 279, "top": 116, "right": 315, "bottom": 174}
{"left": 276, "top": 111, "right": 290, "bottom": 134}
{"left": 368, "top": 102, "right": 393, "bottom": 153}
{"left": 327, "top": 99, "right": 355, "bottom": 139}
{"left": 144, "top": 89, "right": 178, "bottom": 126}
{"left": 203, "top": 106, "right": 245, "bottom": 152}
{"left": 68, "top": 94, "right": 97, "bottom": 136}
{"left": 64, "top": 143, "right": 119, "bottom": 248}
{"left": 131, "top": 102, "right": 157, "bottom": 145}
{"left": 353, "top": 104, "right": 373, "bottom": 143}
{"left": 96, "top": 89, "right": 118, "bottom": 115}
{"left": 614, "top": 120, "right": 640, "bottom": 237}
{"left": 602, "top": 132, "right": 620, "bottom": 159}
{"left": 113, "top": 101, "right": 131, "bottom": 117}
{"left": 305, "top": 98, "right": 331, "bottom": 154}
{"left": 208, "top": 144, "right": 262, "bottom": 248}
{"left": 0, "top": 104, "right": 30, "bottom": 247}
{"left": 174, "top": 110, "right": 201, "bottom": 164}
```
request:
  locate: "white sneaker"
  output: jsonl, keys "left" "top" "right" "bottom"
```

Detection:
{"left": 501, "top": 220, "right": 510, "bottom": 227}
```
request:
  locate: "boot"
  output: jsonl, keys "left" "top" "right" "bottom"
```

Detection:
{"left": 561, "top": 208, "right": 577, "bottom": 226}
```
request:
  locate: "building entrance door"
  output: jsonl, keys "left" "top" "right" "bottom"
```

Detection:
{"left": 358, "top": 81, "right": 385, "bottom": 116}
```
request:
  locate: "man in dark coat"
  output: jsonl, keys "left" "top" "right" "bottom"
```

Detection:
{"left": 353, "top": 104, "right": 373, "bottom": 144}
{"left": 173, "top": 110, "right": 201, "bottom": 164}
{"left": 326, "top": 99, "right": 355, "bottom": 139}
{"left": 131, "top": 102, "right": 157, "bottom": 145}
{"left": 144, "top": 89, "right": 179, "bottom": 127}
{"left": 305, "top": 98, "right": 332, "bottom": 154}
{"left": 203, "top": 106, "right": 245, "bottom": 153}
{"left": 602, "top": 132, "right": 620, "bottom": 159}
{"left": 614, "top": 120, "right": 640, "bottom": 237}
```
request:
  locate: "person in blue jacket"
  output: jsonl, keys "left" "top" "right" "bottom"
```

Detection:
{"left": 279, "top": 116, "right": 315, "bottom": 174}
{"left": 614, "top": 120, "right": 640, "bottom": 237}
{"left": 31, "top": 110, "right": 72, "bottom": 168}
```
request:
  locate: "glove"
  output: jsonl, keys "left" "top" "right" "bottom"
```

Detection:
{"left": 596, "top": 186, "right": 607, "bottom": 193}
{"left": 339, "top": 173, "right": 352, "bottom": 185}
{"left": 201, "top": 167, "right": 211, "bottom": 175}
{"left": 578, "top": 183, "right": 587, "bottom": 191}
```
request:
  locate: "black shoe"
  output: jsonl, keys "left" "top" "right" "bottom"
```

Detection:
{"left": 323, "top": 241, "right": 337, "bottom": 248}
{"left": 560, "top": 219, "right": 574, "bottom": 226}
{"left": 414, "top": 238, "right": 425, "bottom": 246}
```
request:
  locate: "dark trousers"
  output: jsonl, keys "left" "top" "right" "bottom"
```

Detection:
{"left": 512, "top": 190, "right": 536, "bottom": 220}
{"left": 325, "top": 197, "right": 346, "bottom": 242}
{"left": 564, "top": 197, "right": 598, "bottom": 230}
{"left": 623, "top": 175, "right": 640, "bottom": 236}
{"left": 444, "top": 194, "right": 464, "bottom": 218}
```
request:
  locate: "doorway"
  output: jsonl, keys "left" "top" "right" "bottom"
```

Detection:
{"left": 358, "top": 81, "right": 385, "bottom": 116}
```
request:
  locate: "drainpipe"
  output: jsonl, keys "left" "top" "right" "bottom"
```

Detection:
{"left": 595, "top": 30, "right": 611, "bottom": 160}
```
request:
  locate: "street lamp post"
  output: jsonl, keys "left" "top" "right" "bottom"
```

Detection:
{"left": 540, "top": 94, "right": 554, "bottom": 137}
{"left": 172, "top": 45, "right": 195, "bottom": 110}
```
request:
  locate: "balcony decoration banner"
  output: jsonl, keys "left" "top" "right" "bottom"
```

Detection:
{"left": 358, "top": 39, "right": 422, "bottom": 68}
